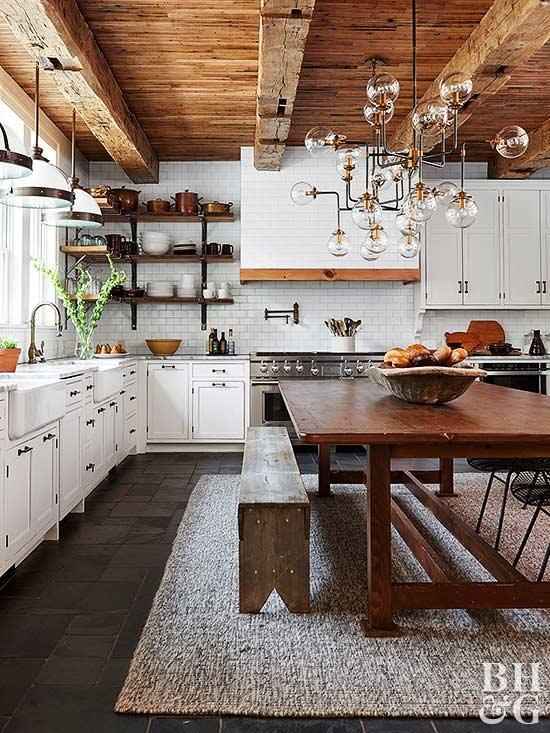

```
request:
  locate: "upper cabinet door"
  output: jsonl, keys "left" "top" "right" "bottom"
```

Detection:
{"left": 503, "top": 189, "right": 541, "bottom": 305}
{"left": 147, "top": 364, "right": 190, "bottom": 441}
{"left": 425, "top": 200, "right": 463, "bottom": 306}
{"left": 540, "top": 191, "right": 550, "bottom": 304}
{"left": 462, "top": 189, "right": 501, "bottom": 307}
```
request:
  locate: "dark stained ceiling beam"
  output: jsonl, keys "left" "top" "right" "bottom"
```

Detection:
{"left": 0, "top": 0, "right": 159, "bottom": 183}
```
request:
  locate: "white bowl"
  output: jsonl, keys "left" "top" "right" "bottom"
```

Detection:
{"left": 141, "top": 241, "right": 171, "bottom": 255}
{"left": 142, "top": 231, "right": 171, "bottom": 241}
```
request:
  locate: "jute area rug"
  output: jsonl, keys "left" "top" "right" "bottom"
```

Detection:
{"left": 115, "top": 473, "right": 550, "bottom": 718}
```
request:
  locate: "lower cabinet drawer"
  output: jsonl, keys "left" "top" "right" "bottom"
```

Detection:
{"left": 192, "top": 361, "right": 245, "bottom": 379}
{"left": 65, "top": 377, "right": 84, "bottom": 410}
{"left": 124, "top": 385, "right": 137, "bottom": 417}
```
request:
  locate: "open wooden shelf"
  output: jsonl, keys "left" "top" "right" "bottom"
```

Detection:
{"left": 101, "top": 211, "right": 235, "bottom": 223}
{"left": 60, "top": 247, "right": 234, "bottom": 265}
{"left": 68, "top": 294, "right": 100, "bottom": 301}
{"left": 239, "top": 267, "right": 421, "bottom": 283}
{"left": 116, "top": 296, "right": 234, "bottom": 305}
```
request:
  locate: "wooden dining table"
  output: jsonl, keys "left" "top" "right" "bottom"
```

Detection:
{"left": 279, "top": 378, "right": 550, "bottom": 636}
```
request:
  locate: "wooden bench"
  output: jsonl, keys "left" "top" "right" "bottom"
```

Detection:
{"left": 238, "top": 427, "right": 310, "bottom": 613}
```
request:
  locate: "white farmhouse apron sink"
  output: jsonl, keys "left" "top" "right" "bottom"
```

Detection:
{"left": 93, "top": 366, "right": 123, "bottom": 403}
{"left": 8, "top": 378, "right": 66, "bottom": 440}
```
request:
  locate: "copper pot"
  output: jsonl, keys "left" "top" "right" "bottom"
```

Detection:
{"left": 108, "top": 186, "right": 141, "bottom": 213}
{"left": 172, "top": 190, "right": 201, "bottom": 215}
{"left": 201, "top": 200, "right": 233, "bottom": 215}
{"left": 146, "top": 198, "right": 171, "bottom": 214}
{"left": 85, "top": 185, "right": 111, "bottom": 198}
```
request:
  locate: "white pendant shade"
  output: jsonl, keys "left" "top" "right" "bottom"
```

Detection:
{"left": 4, "top": 158, "right": 73, "bottom": 209}
{"left": 0, "top": 122, "right": 33, "bottom": 180}
{"left": 43, "top": 187, "right": 103, "bottom": 228}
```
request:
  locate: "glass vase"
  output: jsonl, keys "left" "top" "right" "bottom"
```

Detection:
{"left": 75, "top": 331, "right": 94, "bottom": 360}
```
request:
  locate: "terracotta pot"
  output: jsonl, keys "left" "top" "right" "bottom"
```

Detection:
{"left": 201, "top": 200, "right": 233, "bottom": 215}
{"left": 107, "top": 186, "right": 141, "bottom": 213}
{"left": 172, "top": 190, "right": 201, "bottom": 215}
{"left": 0, "top": 347, "right": 21, "bottom": 372}
{"left": 146, "top": 198, "right": 171, "bottom": 214}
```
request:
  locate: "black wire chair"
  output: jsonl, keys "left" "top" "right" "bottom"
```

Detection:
{"left": 510, "top": 471, "right": 550, "bottom": 581}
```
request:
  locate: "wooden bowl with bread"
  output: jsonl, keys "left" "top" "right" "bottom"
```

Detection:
{"left": 368, "top": 343, "right": 487, "bottom": 405}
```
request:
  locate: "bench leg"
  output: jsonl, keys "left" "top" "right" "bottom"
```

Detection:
{"left": 239, "top": 505, "right": 310, "bottom": 613}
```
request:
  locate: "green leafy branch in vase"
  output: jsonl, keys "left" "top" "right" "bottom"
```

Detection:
{"left": 33, "top": 255, "right": 126, "bottom": 359}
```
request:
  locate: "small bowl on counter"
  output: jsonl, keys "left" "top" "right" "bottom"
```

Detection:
{"left": 145, "top": 339, "right": 182, "bottom": 356}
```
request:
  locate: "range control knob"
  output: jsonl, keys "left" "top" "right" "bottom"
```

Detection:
{"left": 259, "top": 361, "right": 268, "bottom": 374}
{"left": 342, "top": 359, "right": 353, "bottom": 377}
{"left": 271, "top": 361, "right": 280, "bottom": 374}
{"left": 310, "top": 360, "right": 320, "bottom": 377}
{"left": 356, "top": 360, "right": 365, "bottom": 374}
{"left": 283, "top": 360, "right": 292, "bottom": 374}
{"left": 295, "top": 360, "right": 304, "bottom": 374}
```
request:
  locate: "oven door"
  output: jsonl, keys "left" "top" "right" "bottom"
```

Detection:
{"left": 250, "top": 381, "right": 297, "bottom": 436}
{"left": 482, "top": 368, "right": 545, "bottom": 394}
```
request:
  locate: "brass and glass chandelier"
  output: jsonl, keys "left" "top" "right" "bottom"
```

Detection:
{"left": 290, "top": 0, "right": 530, "bottom": 260}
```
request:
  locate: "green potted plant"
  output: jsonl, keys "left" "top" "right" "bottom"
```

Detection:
{"left": 34, "top": 256, "right": 126, "bottom": 360}
{"left": 0, "top": 337, "right": 21, "bottom": 372}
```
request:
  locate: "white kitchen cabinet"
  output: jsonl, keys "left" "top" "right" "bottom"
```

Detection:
{"left": 4, "top": 444, "right": 32, "bottom": 559}
{"left": 540, "top": 192, "right": 550, "bottom": 306}
{"left": 192, "top": 380, "right": 246, "bottom": 441}
{"left": 60, "top": 409, "right": 82, "bottom": 519}
{"left": 462, "top": 189, "right": 501, "bottom": 307}
{"left": 425, "top": 201, "right": 463, "bottom": 306}
{"left": 30, "top": 430, "right": 57, "bottom": 535}
{"left": 5, "top": 426, "right": 58, "bottom": 562}
{"left": 84, "top": 405, "right": 104, "bottom": 492}
{"left": 147, "top": 363, "right": 190, "bottom": 441}
{"left": 115, "top": 392, "right": 125, "bottom": 464}
{"left": 504, "top": 189, "right": 541, "bottom": 305}
{"left": 103, "top": 400, "right": 117, "bottom": 471}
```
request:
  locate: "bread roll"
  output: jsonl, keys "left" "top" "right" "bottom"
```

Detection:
{"left": 384, "top": 347, "right": 407, "bottom": 363}
{"left": 433, "top": 345, "right": 452, "bottom": 364}
{"left": 411, "top": 353, "right": 437, "bottom": 367}
{"left": 391, "top": 353, "right": 411, "bottom": 368}
{"left": 406, "top": 343, "right": 431, "bottom": 360}
{"left": 448, "top": 347, "right": 468, "bottom": 366}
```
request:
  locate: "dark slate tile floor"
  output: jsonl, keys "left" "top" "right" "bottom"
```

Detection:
{"left": 0, "top": 449, "right": 532, "bottom": 733}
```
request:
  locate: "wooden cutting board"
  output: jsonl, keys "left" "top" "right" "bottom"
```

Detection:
{"left": 467, "top": 320, "right": 505, "bottom": 346}
{"left": 445, "top": 331, "right": 480, "bottom": 353}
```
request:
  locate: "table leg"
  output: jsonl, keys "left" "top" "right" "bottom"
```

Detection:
{"left": 435, "top": 457, "right": 455, "bottom": 497}
{"left": 318, "top": 444, "right": 332, "bottom": 497}
{"left": 360, "top": 444, "right": 399, "bottom": 636}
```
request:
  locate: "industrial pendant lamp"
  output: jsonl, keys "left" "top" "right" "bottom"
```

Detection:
{"left": 43, "top": 109, "right": 103, "bottom": 228}
{"left": 3, "top": 63, "right": 73, "bottom": 210}
{"left": 0, "top": 120, "right": 33, "bottom": 180}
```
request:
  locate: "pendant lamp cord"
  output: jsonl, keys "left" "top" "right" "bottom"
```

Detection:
{"left": 34, "top": 62, "right": 40, "bottom": 153}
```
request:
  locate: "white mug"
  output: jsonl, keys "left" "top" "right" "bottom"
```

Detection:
{"left": 218, "top": 281, "right": 231, "bottom": 290}
{"left": 203, "top": 288, "right": 216, "bottom": 299}
{"left": 218, "top": 289, "right": 229, "bottom": 299}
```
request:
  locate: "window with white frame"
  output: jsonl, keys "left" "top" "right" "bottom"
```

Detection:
{"left": 0, "top": 99, "right": 60, "bottom": 327}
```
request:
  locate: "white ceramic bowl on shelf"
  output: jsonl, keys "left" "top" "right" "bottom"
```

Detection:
{"left": 141, "top": 231, "right": 172, "bottom": 242}
{"left": 141, "top": 240, "right": 172, "bottom": 255}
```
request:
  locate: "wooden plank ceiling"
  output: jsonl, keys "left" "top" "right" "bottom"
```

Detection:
{"left": 0, "top": 0, "right": 547, "bottom": 165}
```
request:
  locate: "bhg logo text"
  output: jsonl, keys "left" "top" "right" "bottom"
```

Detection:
{"left": 480, "top": 663, "right": 544, "bottom": 725}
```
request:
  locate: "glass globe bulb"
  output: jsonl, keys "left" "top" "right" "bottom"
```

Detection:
{"left": 398, "top": 233, "right": 420, "bottom": 259}
{"left": 363, "top": 100, "right": 394, "bottom": 127}
{"left": 395, "top": 209, "right": 419, "bottom": 235}
{"left": 494, "top": 125, "right": 529, "bottom": 159}
{"left": 304, "top": 126, "right": 335, "bottom": 157}
{"left": 412, "top": 98, "right": 449, "bottom": 137}
{"left": 364, "top": 225, "right": 389, "bottom": 254}
{"left": 439, "top": 72, "right": 473, "bottom": 109}
{"left": 290, "top": 181, "right": 315, "bottom": 206}
{"left": 433, "top": 181, "right": 459, "bottom": 207}
{"left": 327, "top": 229, "right": 350, "bottom": 257}
{"left": 446, "top": 192, "right": 478, "bottom": 229}
{"left": 351, "top": 195, "right": 382, "bottom": 230}
{"left": 388, "top": 164, "right": 404, "bottom": 183}
{"left": 336, "top": 145, "right": 362, "bottom": 161}
{"left": 366, "top": 72, "right": 400, "bottom": 106}
{"left": 403, "top": 185, "right": 437, "bottom": 222}
{"left": 360, "top": 243, "right": 381, "bottom": 261}
{"left": 371, "top": 168, "right": 392, "bottom": 191}
{"left": 336, "top": 155, "right": 357, "bottom": 178}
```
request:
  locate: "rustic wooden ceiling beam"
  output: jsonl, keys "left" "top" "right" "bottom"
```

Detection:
{"left": 0, "top": 0, "right": 159, "bottom": 183}
{"left": 254, "top": 0, "right": 316, "bottom": 171}
{"left": 388, "top": 0, "right": 550, "bottom": 153}
{"left": 492, "top": 118, "right": 550, "bottom": 178}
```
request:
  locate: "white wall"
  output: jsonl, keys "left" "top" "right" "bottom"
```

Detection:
{"left": 87, "top": 149, "right": 550, "bottom": 355}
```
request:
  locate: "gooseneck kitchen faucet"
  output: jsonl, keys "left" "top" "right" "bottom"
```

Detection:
{"left": 28, "top": 301, "right": 63, "bottom": 364}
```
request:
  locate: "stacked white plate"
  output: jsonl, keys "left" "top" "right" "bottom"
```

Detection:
{"left": 141, "top": 231, "right": 173, "bottom": 256}
{"left": 146, "top": 281, "right": 174, "bottom": 297}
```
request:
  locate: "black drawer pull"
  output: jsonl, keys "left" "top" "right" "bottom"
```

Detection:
{"left": 212, "top": 382, "right": 226, "bottom": 387}
{"left": 129, "top": 428, "right": 136, "bottom": 435}
{"left": 69, "top": 390, "right": 80, "bottom": 397}
{"left": 43, "top": 433, "right": 55, "bottom": 442}
{"left": 86, "top": 384, "right": 93, "bottom": 391}
{"left": 85, "top": 463, "right": 95, "bottom": 472}
{"left": 130, "top": 370, "right": 136, "bottom": 375}
{"left": 109, "top": 401, "right": 117, "bottom": 407}
{"left": 86, "top": 419, "right": 95, "bottom": 427}
{"left": 129, "top": 395, "right": 136, "bottom": 401}
{"left": 161, "top": 365, "right": 175, "bottom": 369}
{"left": 212, "top": 368, "right": 226, "bottom": 373}
{"left": 120, "top": 389, "right": 126, "bottom": 395}
{"left": 18, "top": 446, "right": 33, "bottom": 456}
{"left": 97, "top": 407, "right": 106, "bottom": 414}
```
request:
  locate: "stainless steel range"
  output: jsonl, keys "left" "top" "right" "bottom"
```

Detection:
{"left": 250, "top": 351, "right": 384, "bottom": 437}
